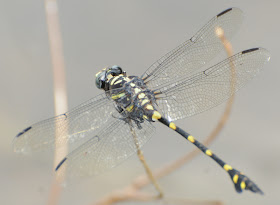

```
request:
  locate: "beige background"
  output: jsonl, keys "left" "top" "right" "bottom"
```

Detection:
{"left": 1, "top": 0, "right": 279, "bottom": 205}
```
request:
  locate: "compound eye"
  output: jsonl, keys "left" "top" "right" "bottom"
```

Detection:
{"left": 110, "top": 65, "right": 123, "bottom": 76}
{"left": 95, "top": 71, "right": 106, "bottom": 89}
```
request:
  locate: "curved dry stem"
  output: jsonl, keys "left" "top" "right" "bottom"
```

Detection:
{"left": 129, "top": 119, "right": 164, "bottom": 198}
{"left": 94, "top": 189, "right": 157, "bottom": 205}
{"left": 45, "top": 0, "right": 68, "bottom": 204}
{"left": 91, "top": 27, "right": 235, "bottom": 205}
{"left": 163, "top": 198, "right": 224, "bottom": 205}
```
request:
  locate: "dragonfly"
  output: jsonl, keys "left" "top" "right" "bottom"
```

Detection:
{"left": 13, "top": 8, "right": 270, "bottom": 194}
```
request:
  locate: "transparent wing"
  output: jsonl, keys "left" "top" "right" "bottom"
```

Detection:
{"left": 141, "top": 8, "right": 243, "bottom": 89}
{"left": 55, "top": 117, "right": 155, "bottom": 180}
{"left": 13, "top": 93, "right": 118, "bottom": 154}
{"left": 155, "top": 48, "right": 270, "bottom": 121}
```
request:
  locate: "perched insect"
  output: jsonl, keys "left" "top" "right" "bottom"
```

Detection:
{"left": 13, "top": 8, "right": 270, "bottom": 194}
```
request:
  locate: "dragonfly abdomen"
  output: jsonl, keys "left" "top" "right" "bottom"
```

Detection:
{"left": 154, "top": 114, "right": 263, "bottom": 194}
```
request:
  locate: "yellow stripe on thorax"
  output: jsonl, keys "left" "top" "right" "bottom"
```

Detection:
{"left": 126, "top": 104, "right": 134, "bottom": 112}
{"left": 134, "top": 88, "right": 141, "bottom": 94}
{"left": 141, "top": 99, "right": 149, "bottom": 106}
{"left": 111, "top": 92, "right": 126, "bottom": 100}
{"left": 146, "top": 104, "right": 154, "bottom": 110}
{"left": 138, "top": 93, "right": 146, "bottom": 99}
{"left": 110, "top": 75, "right": 124, "bottom": 85}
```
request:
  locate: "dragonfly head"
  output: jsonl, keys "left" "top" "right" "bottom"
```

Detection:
{"left": 95, "top": 65, "right": 125, "bottom": 89}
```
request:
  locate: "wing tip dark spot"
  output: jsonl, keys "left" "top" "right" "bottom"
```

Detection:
{"left": 217, "top": 8, "right": 233, "bottom": 17}
{"left": 55, "top": 157, "right": 67, "bottom": 171}
{"left": 16, "top": 126, "right": 32, "bottom": 138}
{"left": 242, "top": 48, "right": 259, "bottom": 54}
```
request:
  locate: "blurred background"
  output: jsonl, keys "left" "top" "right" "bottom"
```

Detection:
{"left": 1, "top": 0, "right": 279, "bottom": 204}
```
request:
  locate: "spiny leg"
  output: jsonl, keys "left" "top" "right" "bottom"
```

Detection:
{"left": 128, "top": 120, "right": 164, "bottom": 198}
{"left": 152, "top": 111, "right": 263, "bottom": 194}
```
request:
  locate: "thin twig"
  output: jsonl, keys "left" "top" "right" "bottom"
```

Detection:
{"left": 44, "top": 0, "right": 68, "bottom": 204}
{"left": 91, "top": 28, "right": 235, "bottom": 205}
{"left": 162, "top": 198, "right": 224, "bottom": 205}
{"left": 129, "top": 120, "right": 163, "bottom": 198}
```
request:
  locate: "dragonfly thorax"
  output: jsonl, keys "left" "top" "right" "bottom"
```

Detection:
{"left": 106, "top": 73, "right": 158, "bottom": 124}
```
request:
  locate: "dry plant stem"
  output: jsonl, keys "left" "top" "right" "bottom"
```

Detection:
{"left": 129, "top": 120, "right": 164, "bottom": 198}
{"left": 163, "top": 198, "right": 224, "bottom": 205}
{"left": 94, "top": 189, "right": 157, "bottom": 205}
{"left": 92, "top": 29, "right": 234, "bottom": 205}
{"left": 45, "top": 0, "right": 68, "bottom": 204}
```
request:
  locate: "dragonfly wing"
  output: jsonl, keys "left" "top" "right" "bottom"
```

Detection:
{"left": 155, "top": 48, "right": 270, "bottom": 121}
{"left": 13, "top": 93, "right": 118, "bottom": 154}
{"left": 55, "top": 117, "right": 155, "bottom": 180}
{"left": 141, "top": 8, "right": 243, "bottom": 89}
